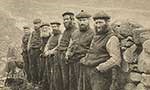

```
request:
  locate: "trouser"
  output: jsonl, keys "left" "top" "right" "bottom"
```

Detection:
{"left": 79, "top": 66, "right": 112, "bottom": 90}
{"left": 110, "top": 66, "right": 128, "bottom": 90}
{"left": 22, "top": 52, "right": 31, "bottom": 81}
{"left": 29, "top": 48, "right": 41, "bottom": 84}
{"left": 78, "top": 65, "right": 92, "bottom": 90}
{"left": 41, "top": 56, "right": 52, "bottom": 90}
{"left": 50, "top": 54, "right": 64, "bottom": 90}
{"left": 56, "top": 51, "right": 69, "bottom": 90}
{"left": 39, "top": 56, "right": 47, "bottom": 82}
{"left": 69, "top": 62, "right": 81, "bottom": 90}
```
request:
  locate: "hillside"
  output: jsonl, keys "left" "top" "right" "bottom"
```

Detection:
{"left": 0, "top": 0, "right": 150, "bottom": 56}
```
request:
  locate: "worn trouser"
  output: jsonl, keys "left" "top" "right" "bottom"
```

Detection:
{"left": 68, "top": 62, "right": 80, "bottom": 90}
{"left": 78, "top": 65, "right": 92, "bottom": 90}
{"left": 50, "top": 53, "right": 64, "bottom": 90}
{"left": 39, "top": 56, "right": 47, "bottom": 82}
{"left": 56, "top": 51, "right": 69, "bottom": 90}
{"left": 22, "top": 52, "right": 31, "bottom": 82}
{"left": 79, "top": 66, "right": 112, "bottom": 90}
{"left": 110, "top": 66, "right": 128, "bottom": 90}
{"left": 41, "top": 56, "right": 52, "bottom": 90}
{"left": 29, "top": 48, "right": 41, "bottom": 84}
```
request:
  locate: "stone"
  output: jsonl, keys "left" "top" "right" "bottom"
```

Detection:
{"left": 136, "top": 83, "right": 147, "bottom": 90}
{"left": 124, "top": 83, "right": 136, "bottom": 90}
{"left": 141, "top": 73, "right": 150, "bottom": 87}
{"left": 138, "top": 40, "right": 150, "bottom": 73}
{"left": 123, "top": 44, "right": 137, "bottom": 63}
{"left": 129, "top": 72, "right": 142, "bottom": 82}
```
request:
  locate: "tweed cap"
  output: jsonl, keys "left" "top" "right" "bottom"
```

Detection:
{"left": 23, "top": 25, "right": 30, "bottom": 29}
{"left": 93, "top": 11, "right": 110, "bottom": 20}
{"left": 62, "top": 11, "right": 74, "bottom": 17}
{"left": 50, "top": 21, "right": 61, "bottom": 25}
{"left": 33, "top": 19, "right": 42, "bottom": 24}
{"left": 76, "top": 10, "right": 91, "bottom": 19}
{"left": 40, "top": 22, "right": 50, "bottom": 27}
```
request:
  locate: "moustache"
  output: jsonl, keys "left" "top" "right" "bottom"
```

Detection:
{"left": 80, "top": 24, "right": 85, "bottom": 26}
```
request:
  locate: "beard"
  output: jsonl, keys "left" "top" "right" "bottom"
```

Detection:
{"left": 52, "top": 29, "right": 60, "bottom": 35}
{"left": 95, "top": 24, "right": 108, "bottom": 34}
{"left": 64, "top": 22, "right": 73, "bottom": 29}
{"left": 79, "top": 24, "right": 89, "bottom": 31}
{"left": 34, "top": 26, "right": 40, "bottom": 31}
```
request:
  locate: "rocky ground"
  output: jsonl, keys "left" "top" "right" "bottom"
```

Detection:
{"left": 0, "top": 0, "right": 150, "bottom": 89}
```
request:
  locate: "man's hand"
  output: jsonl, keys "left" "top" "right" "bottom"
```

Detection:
{"left": 96, "top": 65, "right": 107, "bottom": 73}
{"left": 65, "top": 51, "right": 73, "bottom": 64}
{"left": 65, "top": 51, "right": 72, "bottom": 60}
{"left": 44, "top": 50, "right": 56, "bottom": 56}
{"left": 80, "top": 57, "right": 86, "bottom": 64}
{"left": 44, "top": 51, "right": 50, "bottom": 56}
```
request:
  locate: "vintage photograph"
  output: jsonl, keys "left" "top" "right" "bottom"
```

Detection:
{"left": 0, "top": 0, "right": 150, "bottom": 90}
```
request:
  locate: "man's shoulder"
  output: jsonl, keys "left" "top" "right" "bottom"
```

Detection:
{"left": 109, "top": 35, "right": 120, "bottom": 44}
{"left": 88, "top": 28, "right": 95, "bottom": 34}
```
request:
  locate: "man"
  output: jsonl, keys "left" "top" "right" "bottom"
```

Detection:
{"left": 28, "top": 19, "right": 42, "bottom": 85}
{"left": 44, "top": 21, "right": 62, "bottom": 90}
{"left": 80, "top": 11, "right": 121, "bottom": 90}
{"left": 39, "top": 23, "right": 51, "bottom": 83}
{"left": 7, "top": 41, "right": 19, "bottom": 77}
{"left": 66, "top": 10, "right": 94, "bottom": 90}
{"left": 55, "top": 11, "right": 76, "bottom": 90}
{"left": 21, "top": 26, "right": 31, "bottom": 82}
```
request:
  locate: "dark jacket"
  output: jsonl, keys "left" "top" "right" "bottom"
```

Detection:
{"left": 68, "top": 28, "right": 94, "bottom": 61}
{"left": 83, "top": 29, "right": 114, "bottom": 67}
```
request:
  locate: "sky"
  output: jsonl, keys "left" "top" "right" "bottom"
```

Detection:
{"left": 0, "top": 0, "right": 150, "bottom": 28}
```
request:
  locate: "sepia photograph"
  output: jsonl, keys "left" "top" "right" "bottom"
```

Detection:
{"left": 0, "top": 0, "right": 150, "bottom": 90}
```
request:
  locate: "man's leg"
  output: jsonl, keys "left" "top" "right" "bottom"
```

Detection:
{"left": 89, "top": 68, "right": 112, "bottom": 90}
{"left": 58, "top": 52, "right": 69, "bottom": 90}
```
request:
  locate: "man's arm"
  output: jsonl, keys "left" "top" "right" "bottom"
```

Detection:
{"left": 44, "top": 35, "right": 53, "bottom": 52}
{"left": 51, "top": 34, "right": 63, "bottom": 51}
{"left": 44, "top": 34, "right": 63, "bottom": 56}
{"left": 96, "top": 36, "right": 121, "bottom": 71}
{"left": 27, "top": 31, "right": 33, "bottom": 51}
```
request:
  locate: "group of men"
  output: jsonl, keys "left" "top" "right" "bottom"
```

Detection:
{"left": 21, "top": 10, "right": 121, "bottom": 90}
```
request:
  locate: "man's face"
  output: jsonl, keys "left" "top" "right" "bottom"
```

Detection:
{"left": 34, "top": 23, "right": 41, "bottom": 30}
{"left": 78, "top": 18, "right": 89, "bottom": 31}
{"left": 51, "top": 24, "right": 60, "bottom": 33}
{"left": 23, "top": 28, "right": 30, "bottom": 34}
{"left": 63, "top": 15, "right": 72, "bottom": 28}
{"left": 42, "top": 26, "right": 50, "bottom": 32}
{"left": 40, "top": 26, "right": 50, "bottom": 37}
{"left": 94, "top": 19, "right": 106, "bottom": 33}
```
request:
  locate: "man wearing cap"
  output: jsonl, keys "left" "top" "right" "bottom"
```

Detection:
{"left": 43, "top": 21, "right": 63, "bottom": 90}
{"left": 54, "top": 11, "right": 76, "bottom": 90}
{"left": 65, "top": 10, "right": 94, "bottom": 90}
{"left": 21, "top": 26, "right": 31, "bottom": 82}
{"left": 38, "top": 23, "right": 51, "bottom": 83}
{"left": 28, "top": 19, "right": 42, "bottom": 85}
{"left": 79, "top": 11, "right": 121, "bottom": 90}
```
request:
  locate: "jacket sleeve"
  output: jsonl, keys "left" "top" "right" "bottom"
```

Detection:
{"left": 97, "top": 36, "right": 121, "bottom": 71}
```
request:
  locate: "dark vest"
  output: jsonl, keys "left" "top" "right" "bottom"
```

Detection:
{"left": 22, "top": 34, "right": 30, "bottom": 51}
{"left": 41, "top": 35, "right": 51, "bottom": 52}
{"left": 47, "top": 33, "right": 61, "bottom": 50}
{"left": 70, "top": 28, "right": 94, "bottom": 61}
{"left": 57, "top": 27, "right": 76, "bottom": 51}
{"left": 84, "top": 30, "right": 114, "bottom": 67}
{"left": 30, "top": 31, "right": 42, "bottom": 49}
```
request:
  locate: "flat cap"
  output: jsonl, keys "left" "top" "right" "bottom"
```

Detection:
{"left": 23, "top": 25, "right": 30, "bottom": 29}
{"left": 40, "top": 22, "right": 50, "bottom": 27}
{"left": 50, "top": 21, "right": 61, "bottom": 25}
{"left": 33, "top": 19, "right": 42, "bottom": 24}
{"left": 93, "top": 11, "right": 110, "bottom": 20}
{"left": 76, "top": 10, "right": 91, "bottom": 19}
{"left": 62, "top": 11, "right": 74, "bottom": 17}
